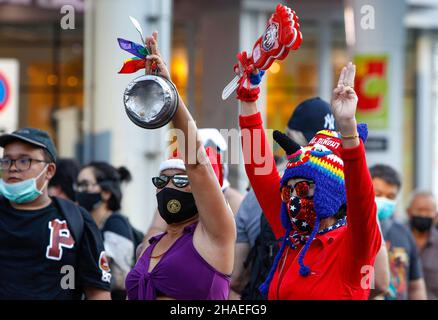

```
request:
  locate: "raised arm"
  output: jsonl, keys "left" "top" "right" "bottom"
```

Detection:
{"left": 145, "top": 32, "right": 235, "bottom": 248}
{"left": 331, "top": 63, "right": 382, "bottom": 284}
{"left": 238, "top": 88, "right": 283, "bottom": 239}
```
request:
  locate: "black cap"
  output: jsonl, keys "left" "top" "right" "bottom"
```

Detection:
{"left": 287, "top": 97, "right": 337, "bottom": 142}
{"left": 0, "top": 128, "right": 57, "bottom": 162}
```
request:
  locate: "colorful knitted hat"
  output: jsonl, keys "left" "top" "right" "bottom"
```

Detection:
{"left": 259, "top": 124, "right": 368, "bottom": 294}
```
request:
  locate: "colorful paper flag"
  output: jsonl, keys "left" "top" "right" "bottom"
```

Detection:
{"left": 118, "top": 57, "right": 146, "bottom": 74}
{"left": 117, "top": 38, "right": 148, "bottom": 59}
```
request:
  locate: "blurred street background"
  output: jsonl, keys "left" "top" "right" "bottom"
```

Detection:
{"left": 1, "top": 0, "right": 438, "bottom": 231}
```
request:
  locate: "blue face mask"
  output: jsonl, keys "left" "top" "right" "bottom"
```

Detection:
{"left": 0, "top": 165, "right": 48, "bottom": 204}
{"left": 375, "top": 196, "right": 396, "bottom": 221}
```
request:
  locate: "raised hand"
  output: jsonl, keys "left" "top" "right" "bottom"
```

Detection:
{"left": 331, "top": 62, "right": 358, "bottom": 136}
{"left": 144, "top": 31, "right": 171, "bottom": 81}
{"left": 331, "top": 62, "right": 357, "bottom": 123}
{"left": 331, "top": 62, "right": 360, "bottom": 148}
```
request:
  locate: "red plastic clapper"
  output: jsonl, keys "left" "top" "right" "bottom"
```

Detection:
{"left": 221, "top": 4, "right": 302, "bottom": 100}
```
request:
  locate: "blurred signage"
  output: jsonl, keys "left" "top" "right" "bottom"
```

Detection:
{"left": 0, "top": 59, "right": 19, "bottom": 134}
{"left": 0, "top": 0, "right": 84, "bottom": 11}
{"left": 354, "top": 54, "right": 389, "bottom": 129}
{"left": 364, "top": 137, "right": 388, "bottom": 152}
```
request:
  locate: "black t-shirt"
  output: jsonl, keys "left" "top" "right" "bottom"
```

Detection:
{"left": 0, "top": 199, "right": 111, "bottom": 300}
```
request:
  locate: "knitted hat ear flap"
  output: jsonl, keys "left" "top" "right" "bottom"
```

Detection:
{"left": 259, "top": 226, "right": 292, "bottom": 295}
{"left": 280, "top": 201, "right": 292, "bottom": 230}
{"left": 298, "top": 217, "right": 320, "bottom": 276}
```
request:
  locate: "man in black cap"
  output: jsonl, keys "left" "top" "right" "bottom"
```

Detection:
{"left": 0, "top": 128, "right": 111, "bottom": 300}
{"left": 286, "top": 97, "right": 336, "bottom": 145}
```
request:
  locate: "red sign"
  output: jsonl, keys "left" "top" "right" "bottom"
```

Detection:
{"left": 355, "top": 56, "right": 388, "bottom": 112}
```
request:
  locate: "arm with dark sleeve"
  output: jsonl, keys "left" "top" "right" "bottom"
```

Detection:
{"left": 239, "top": 112, "right": 283, "bottom": 239}
{"left": 76, "top": 209, "right": 112, "bottom": 295}
{"left": 341, "top": 141, "right": 382, "bottom": 285}
{"left": 407, "top": 229, "right": 423, "bottom": 282}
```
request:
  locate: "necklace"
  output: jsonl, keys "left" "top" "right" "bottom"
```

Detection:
{"left": 150, "top": 251, "right": 167, "bottom": 259}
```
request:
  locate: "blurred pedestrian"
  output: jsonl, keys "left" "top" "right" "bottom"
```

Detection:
{"left": 370, "top": 164, "right": 427, "bottom": 300}
{"left": 407, "top": 190, "right": 438, "bottom": 299}
{"left": 76, "top": 161, "right": 134, "bottom": 300}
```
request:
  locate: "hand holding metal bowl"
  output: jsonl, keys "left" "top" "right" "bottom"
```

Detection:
{"left": 118, "top": 22, "right": 178, "bottom": 129}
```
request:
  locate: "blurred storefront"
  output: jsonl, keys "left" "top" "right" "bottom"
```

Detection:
{"left": 2, "top": 0, "right": 438, "bottom": 228}
{"left": 0, "top": 0, "right": 84, "bottom": 158}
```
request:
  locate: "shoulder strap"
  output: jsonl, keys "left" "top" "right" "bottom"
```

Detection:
{"left": 52, "top": 197, "right": 84, "bottom": 243}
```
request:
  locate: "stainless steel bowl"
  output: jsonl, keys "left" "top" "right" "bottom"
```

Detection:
{"left": 123, "top": 75, "right": 179, "bottom": 129}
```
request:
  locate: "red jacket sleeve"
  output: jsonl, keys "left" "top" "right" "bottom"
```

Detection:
{"left": 340, "top": 140, "right": 382, "bottom": 286}
{"left": 239, "top": 112, "right": 284, "bottom": 239}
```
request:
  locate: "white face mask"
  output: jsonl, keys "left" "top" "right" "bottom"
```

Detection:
{"left": 0, "top": 165, "right": 48, "bottom": 204}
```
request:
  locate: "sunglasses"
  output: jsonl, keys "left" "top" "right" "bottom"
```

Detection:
{"left": 152, "top": 174, "right": 189, "bottom": 189}
{"left": 281, "top": 180, "right": 315, "bottom": 201}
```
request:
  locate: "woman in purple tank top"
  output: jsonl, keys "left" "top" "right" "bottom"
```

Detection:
{"left": 125, "top": 32, "right": 236, "bottom": 300}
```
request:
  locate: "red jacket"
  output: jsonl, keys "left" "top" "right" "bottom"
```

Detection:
{"left": 239, "top": 112, "right": 382, "bottom": 300}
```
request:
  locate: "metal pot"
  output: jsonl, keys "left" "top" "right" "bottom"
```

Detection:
{"left": 123, "top": 75, "right": 179, "bottom": 129}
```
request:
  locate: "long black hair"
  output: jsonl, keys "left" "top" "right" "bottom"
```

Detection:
{"left": 85, "top": 162, "right": 132, "bottom": 211}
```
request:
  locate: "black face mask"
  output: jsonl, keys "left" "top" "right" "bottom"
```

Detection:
{"left": 411, "top": 216, "right": 434, "bottom": 233}
{"left": 156, "top": 188, "right": 198, "bottom": 224}
{"left": 76, "top": 192, "right": 102, "bottom": 212}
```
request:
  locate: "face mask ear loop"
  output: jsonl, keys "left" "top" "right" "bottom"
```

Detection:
{"left": 36, "top": 164, "right": 50, "bottom": 193}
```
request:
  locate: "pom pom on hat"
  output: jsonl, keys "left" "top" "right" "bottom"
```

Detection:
{"left": 159, "top": 155, "right": 186, "bottom": 173}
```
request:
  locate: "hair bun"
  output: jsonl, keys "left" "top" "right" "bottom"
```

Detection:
{"left": 118, "top": 166, "right": 132, "bottom": 183}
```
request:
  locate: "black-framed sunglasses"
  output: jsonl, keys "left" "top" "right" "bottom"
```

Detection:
{"left": 152, "top": 174, "right": 189, "bottom": 189}
{"left": 0, "top": 157, "right": 47, "bottom": 172}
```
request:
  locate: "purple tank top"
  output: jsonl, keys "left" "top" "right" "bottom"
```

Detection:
{"left": 125, "top": 223, "right": 231, "bottom": 300}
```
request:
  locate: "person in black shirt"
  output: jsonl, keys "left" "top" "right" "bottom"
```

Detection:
{"left": 370, "top": 164, "right": 427, "bottom": 300}
{"left": 76, "top": 162, "right": 134, "bottom": 300}
{"left": 0, "top": 128, "right": 111, "bottom": 300}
